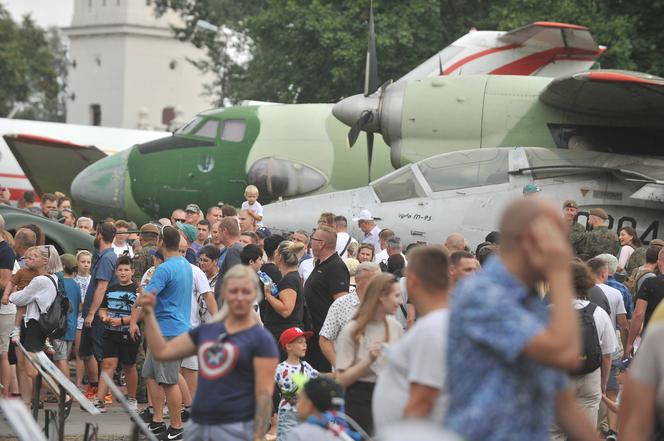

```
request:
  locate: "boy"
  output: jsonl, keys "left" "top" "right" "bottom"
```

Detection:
{"left": 2, "top": 247, "right": 39, "bottom": 341}
{"left": 52, "top": 254, "right": 81, "bottom": 381}
{"left": 276, "top": 327, "right": 319, "bottom": 441}
{"left": 93, "top": 256, "right": 140, "bottom": 412}
{"left": 288, "top": 377, "right": 348, "bottom": 441}
{"left": 241, "top": 184, "right": 264, "bottom": 226}
{"left": 601, "top": 358, "right": 630, "bottom": 441}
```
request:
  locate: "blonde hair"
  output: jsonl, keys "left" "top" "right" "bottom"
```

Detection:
{"left": 276, "top": 240, "right": 306, "bottom": 267}
{"left": 210, "top": 265, "right": 261, "bottom": 323}
{"left": 35, "top": 245, "right": 63, "bottom": 274}
{"left": 76, "top": 250, "right": 92, "bottom": 261}
{"left": 244, "top": 185, "right": 259, "bottom": 196}
{"left": 351, "top": 273, "right": 396, "bottom": 343}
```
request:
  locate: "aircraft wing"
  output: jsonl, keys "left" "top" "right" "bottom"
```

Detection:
{"left": 539, "top": 70, "right": 664, "bottom": 119}
{"left": 3, "top": 134, "right": 106, "bottom": 196}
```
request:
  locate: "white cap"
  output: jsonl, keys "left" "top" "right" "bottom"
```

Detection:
{"left": 353, "top": 209, "right": 374, "bottom": 222}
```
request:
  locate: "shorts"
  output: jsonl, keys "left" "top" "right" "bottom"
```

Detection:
{"left": 102, "top": 331, "right": 139, "bottom": 365}
{"left": 181, "top": 355, "right": 198, "bottom": 371}
{"left": 276, "top": 407, "right": 298, "bottom": 441}
{"left": 184, "top": 419, "right": 254, "bottom": 441}
{"left": 0, "top": 313, "right": 15, "bottom": 352}
{"left": 607, "top": 362, "right": 620, "bottom": 391}
{"left": 52, "top": 339, "right": 73, "bottom": 361}
{"left": 79, "top": 318, "right": 104, "bottom": 361}
{"left": 20, "top": 319, "right": 46, "bottom": 353}
{"left": 142, "top": 341, "right": 181, "bottom": 385}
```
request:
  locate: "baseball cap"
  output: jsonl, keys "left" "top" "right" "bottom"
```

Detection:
{"left": 176, "top": 221, "right": 197, "bottom": 243}
{"left": 149, "top": 248, "right": 164, "bottom": 261}
{"left": 589, "top": 208, "right": 609, "bottom": 220}
{"left": 140, "top": 223, "right": 160, "bottom": 235}
{"left": 185, "top": 203, "right": 201, "bottom": 214}
{"left": 278, "top": 327, "right": 313, "bottom": 348}
{"left": 353, "top": 209, "right": 374, "bottom": 222}
{"left": 303, "top": 377, "right": 345, "bottom": 413}
{"left": 563, "top": 200, "right": 578, "bottom": 209}
{"left": 60, "top": 253, "right": 77, "bottom": 272}
{"left": 256, "top": 226, "right": 272, "bottom": 239}
{"left": 522, "top": 184, "right": 541, "bottom": 194}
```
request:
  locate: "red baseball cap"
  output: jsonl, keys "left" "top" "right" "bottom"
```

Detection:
{"left": 279, "top": 327, "right": 313, "bottom": 348}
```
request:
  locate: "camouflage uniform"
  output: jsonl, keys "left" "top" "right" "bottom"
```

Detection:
{"left": 569, "top": 222, "right": 586, "bottom": 256}
{"left": 625, "top": 245, "right": 647, "bottom": 274}
{"left": 581, "top": 226, "right": 620, "bottom": 258}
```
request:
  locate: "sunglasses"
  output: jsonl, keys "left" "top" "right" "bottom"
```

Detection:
{"left": 174, "top": 218, "right": 186, "bottom": 223}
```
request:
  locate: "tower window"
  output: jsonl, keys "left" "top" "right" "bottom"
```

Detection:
{"left": 90, "top": 104, "right": 102, "bottom": 126}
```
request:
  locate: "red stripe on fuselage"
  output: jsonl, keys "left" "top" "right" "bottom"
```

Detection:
{"left": 489, "top": 47, "right": 601, "bottom": 75}
{"left": 443, "top": 44, "right": 523, "bottom": 75}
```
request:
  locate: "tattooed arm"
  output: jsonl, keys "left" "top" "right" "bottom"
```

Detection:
{"left": 253, "top": 356, "right": 278, "bottom": 440}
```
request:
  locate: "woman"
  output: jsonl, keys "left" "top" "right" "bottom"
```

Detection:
{"left": 140, "top": 265, "right": 279, "bottom": 441}
{"left": 618, "top": 226, "right": 642, "bottom": 273}
{"left": 263, "top": 241, "right": 306, "bottom": 357}
{"left": 9, "top": 245, "right": 62, "bottom": 406}
{"left": 335, "top": 273, "right": 404, "bottom": 435}
{"left": 198, "top": 245, "right": 221, "bottom": 291}
{"left": 356, "top": 244, "right": 375, "bottom": 264}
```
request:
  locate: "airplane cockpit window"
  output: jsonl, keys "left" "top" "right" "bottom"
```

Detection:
{"left": 524, "top": 149, "right": 610, "bottom": 178}
{"left": 419, "top": 149, "right": 509, "bottom": 192}
{"left": 372, "top": 167, "right": 427, "bottom": 203}
{"left": 193, "top": 120, "right": 220, "bottom": 139}
{"left": 175, "top": 116, "right": 203, "bottom": 135}
{"left": 221, "top": 120, "right": 246, "bottom": 142}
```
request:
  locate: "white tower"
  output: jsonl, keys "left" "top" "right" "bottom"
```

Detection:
{"left": 64, "top": 0, "right": 213, "bottom": 129}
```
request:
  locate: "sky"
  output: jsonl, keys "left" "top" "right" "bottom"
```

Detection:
{"left": 3, "top": 0, "right": 74, "bottom": 28}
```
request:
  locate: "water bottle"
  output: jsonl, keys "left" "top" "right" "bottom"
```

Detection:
{"left": 258, "top": 271, "right": 280, "bottom": 297}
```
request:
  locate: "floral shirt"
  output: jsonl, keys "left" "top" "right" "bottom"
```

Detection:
{"left": 445, "top": 257, "right": 567, "bottom": 441}
{"left": 275, "top": 360, "right": 319, "bottom": 411}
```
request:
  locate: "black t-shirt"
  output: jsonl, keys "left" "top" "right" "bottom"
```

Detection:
{"left": 259, "top": 263, "right": 282, "bottom": 321}
{"left": 636, "top": 275, "right": 664, "bottom": 330}
{"left": 0, "top": 241, "right": 15, "bottom": 271}
{"left": 302, "top": 253, "right": 350, "bottom": 332}
{"left": 264, "top": 271, "right": 303, "bottom": 335}
{"left": 214, "top": 243, "right": 245, "bottom": 302}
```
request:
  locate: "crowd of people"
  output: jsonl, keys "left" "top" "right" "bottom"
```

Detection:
{"left": 0, "top": 184, "right": 663, "bottom": 441}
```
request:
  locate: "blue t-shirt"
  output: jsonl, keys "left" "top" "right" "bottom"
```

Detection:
{"left": 145, "top": 256, "right": 192, "bottom": 337}
{"left": 62, "top": 277, "right": 81, "bottom": 341}
{"left": 101, "top": 282, "right": 137, "bottom": 333}
{"left": 188, "top": 321, "right": 279, "bottom": 424}
{"left": 82, "top": 248, "right": 117, "bottom": 317}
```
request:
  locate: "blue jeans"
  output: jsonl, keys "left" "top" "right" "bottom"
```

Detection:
{"left": 276, "top": 407, "right": 299, "bottom": 441}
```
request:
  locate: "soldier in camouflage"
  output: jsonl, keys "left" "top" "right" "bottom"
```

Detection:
{"left": 626, "top": 239, "right": 664, "bottom": 275}
{"left": 580, "top": 207, "right": 620, "bottom": 258}
{"left": 563, "top": 200, "right": 586, "bottom": 256}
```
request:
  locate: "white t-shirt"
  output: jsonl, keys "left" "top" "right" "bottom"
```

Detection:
{"left": 190, "top": 264, "right": 212, "bottom": 328}
{"left": 617, "top": 245, "right": 635, "bottom": 270}
{"left": 597, "top": 283, "right": 627, "bottom": 329}
{"left": 112, "top": 241, "right": 134, "bottom": 258}
{"left": 573, "top": 299, "right": 618, "bottom": 356}
{"left": 335, "top": 232, "right": 357, "bottom": 256}
{"left": 298, "top": 258, "right": 315, "bottom": 284}
{"left": 372, "top": 309, "right": 449, "bottom": 433}
{"left": 241, "top": 200, "right": 264, "bottom": 226}
{"left": 9, "top": 274, "right": 57, "bottom": 323}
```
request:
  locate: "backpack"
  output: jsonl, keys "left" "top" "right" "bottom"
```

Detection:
{"left": 569, "top": 303, "right": 602, "bottom": 376}
{"left": 37, "top": 275, "right": 70, "bottom": 340}
{"left": 625, "top": 267, "right": 655, "bottom": 297}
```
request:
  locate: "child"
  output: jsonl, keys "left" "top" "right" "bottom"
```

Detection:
{"left": 74, "top": 250, "right": 92, "bottom": 389}
{"left": 241, "top": 184, "right": 264, "bottom": 226}
{"left": 276, "top": 327, "right": 319, "bottom": 441}
{"left": 288, "top": 377, "right": 349, "bottom": 441}
{"left": 52, "top": 254, "right": 81, "bottom": 382}
{"left": 93, "top": 256, "right": 140, "bottom": 412}
{"left": 601, "top": 358, "right": 630, "bottom": 441}
{"left": 2, "top": 247, "right": 40, "bottom": 340}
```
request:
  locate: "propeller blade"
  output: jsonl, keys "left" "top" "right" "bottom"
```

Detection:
{"left": 439, "top": 53, "right": 444, "bottom": 76}
{"left": 348, "top": 111, "right": 373, "bottom": 148}
{"left": 363, "top": 1, "right": 379, "bottom": 96}
{"left": 367, "top": 132, "right": 374, "bottom": 182}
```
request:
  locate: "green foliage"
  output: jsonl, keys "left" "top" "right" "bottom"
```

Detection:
{"left": 0, "top": 4, "right": 65, "bottom": 120}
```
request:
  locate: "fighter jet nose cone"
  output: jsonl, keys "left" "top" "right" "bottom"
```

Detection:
{"left": 71, "top": 148, "right": 130, "bottom": 217}
{"left": 333, "top": 93, "right": 380, "bottom": 130}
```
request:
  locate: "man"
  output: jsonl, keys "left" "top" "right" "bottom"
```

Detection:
{"left": 626, "top": 244, "right": 660, "bottom": 297}
{"left": 563, "top": 200, "right": 586, "bottom": 255}
{"left": 625, "top": 247, "right": 664, "bottom": 357}
{"left": 40, "top": 192, "right": 58, "bottom": 217}
{"left": 586, "top": 258, "right": 628, "bottom": 344}
{"left": 373, "top": 246, "right": 451, "bottom": 433}
{"left": 625, "top": 238, "right": 664, "bottom": 275}
{"left": 334, "top": 215, "right": 357, "bottom": 257}
{"left": 112, "top": 220, "right": 134, "bottom": 258}
{"left": 210, "top": 220, "right": 223, "bottom": 250}
{"left": 213, "top": 218, "right": 244, "bottom": 302}
{"left": 292, "top": 230, "right": 311, "bottom": 261}
{"left": 354, "top": 209, "right": 381, "bottom": 253}
{"left": 449, "top": 250, "right": 478, "bottom": 285}
{"left": 80, "top": 222, "right": 118, "bottom": 400}
{"left": 170, "top": 209, "right": 186, "bottom": 225}
{"left": 303, "top": 226, "right": 350, "bottom": 372}
{"left": 220, "top": 204, "right": 237, "bottom": 219}
{"left": 205, "top": 206, "right": 222, "bottom": 225}
{"left": 20, "top": 191, "right": 41, "bottom": 216}
{"left": 0, "top": 216, "right": 16, "bottom": 399}
{"left": 192, "top": 220, "right": 209, "bottom": 253}
{"left": 76, "top": 217, "right": 95, "bottom": 234}
{"left": 239, "top": 209, "right": 256, "bottom": 233}
{"left": 255, "top": 226, "right": 271, "bottom": 254}
{"left": 317, "top": 212, "right": 335, "bottom": 228}
{"left": 319, "top": 262, "right": 381, "bottom": 365}
{"left": 374, "top": 229, "right": 395, "bottom": 265}
{"left": 184, "top": 204, "right": 201, "bottom": 226}
{"left": 132, "top": 223, "right": 160, "bottom": 285}
{"left": 443, "top": 233, "right": 465, "bottom": 253}
{"left": 140, "top": 226, "right": 192, "bottom": 440}
{"left": 62, "top": 208, "right": 76, "bottom": 227}
{"left": 445, "top": 198, "right": 600, "bottom": 441}
{"left": 597, "top": 253, "right": 634, "bottom": 319}
{"left": 581, "top": 208, "right": 620, "bottom": 258}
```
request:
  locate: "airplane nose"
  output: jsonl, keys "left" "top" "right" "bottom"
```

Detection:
{"left": 71, "top": 148, "right": 130, "bottom": 217}
{"left": 332, "top": 93, "right": 381, "bottom": 132}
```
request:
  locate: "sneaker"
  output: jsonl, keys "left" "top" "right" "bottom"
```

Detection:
{"left": 139, "top": 406, "right": 154, "bottom": 423}
{"left": 606, "top": 430, "right": 618, "bottom": 441}
{"left": 180, "top": 406, "right": 190, "bottom": 423}
{"left": 92, "top": 398, "right": 107, "bottom": 413}
{"left": 84, "top": 386, "right": 98, "bottom": 400}
{"left": 158, "top": 426, "right": 183, "bottom": 441}
{"left": 127, "top": 398, "right": 138, "bottom": 412}
{"left": 104, "top": 392, "right": 113, "bottom": 405}
{"left": 148, "top": 421, "right": 166, "bottom": 437}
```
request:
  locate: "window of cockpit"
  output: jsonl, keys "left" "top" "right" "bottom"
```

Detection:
{"left": 175, "top": 116, "right": 203, "bottom": 135}
{"left": 193, "top": 120, "right": 220, "bottom": 139}
{"left": 419, "top": 149, "right": 509, "bottom": 192}
{"left": 372, "top": 167, "right": 427, "bottom": 202}
{"left": 221, "top": 120, "right": 246, "bottom": 142}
